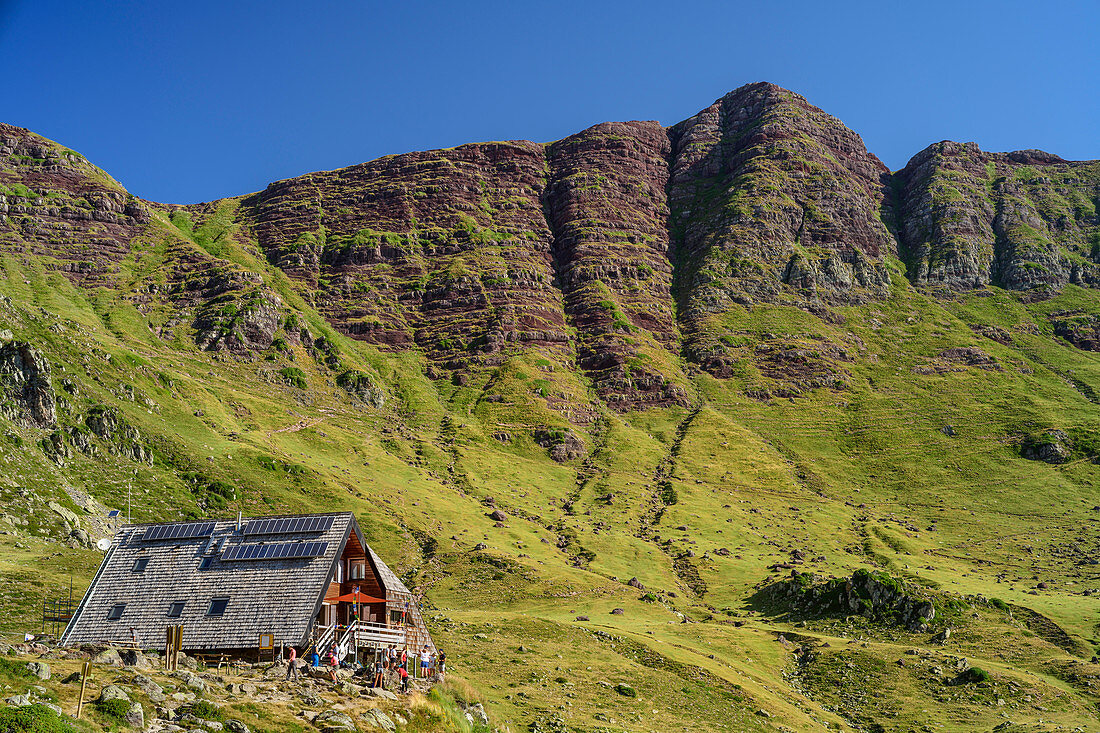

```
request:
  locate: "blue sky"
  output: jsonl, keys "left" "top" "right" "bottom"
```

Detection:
{"left": 2, "top": 0, "right": 1097, "bottom": 203}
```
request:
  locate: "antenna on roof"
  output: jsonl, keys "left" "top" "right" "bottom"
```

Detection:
{"left": 236, "top": 511, "right": 242, "bottom": 532}
{"left": 127, "top": 483, "right": 131, "bottom": 524}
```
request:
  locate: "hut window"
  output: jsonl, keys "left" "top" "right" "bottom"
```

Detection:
{"left": 167, "top": 601, "right": 186, "bottom": 617}
{"left": 206, "top": 597, "right": 229, "bottom": 616}
{"left": 107, "top": 604, "right": 126, "bottom": 620}
{"left": 350, "top": 561, "right": 365, "bottom": 580}
{"left": 198, "top": 556, "right": 214, "bottom": 571}
{"left": 335, "top": 563, "right": 344, "bottom": 583}
{"left": 131, "top": 558, "right": 149, "bottom": 573}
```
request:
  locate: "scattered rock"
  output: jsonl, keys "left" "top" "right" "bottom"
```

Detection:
{"left": 97, "top": 684, "right": 131, "bottom": 703}
{"left": 25, "top": 661, "right": 49, "bottom": 680}
{"left": 313, "top": 709, "right": 356, "bottom": 733}
{"left": 1021, "top": 430, "right": 1072, "bottom": 464}
{"left": 614, "top": 683, "right": 637, "bottom": 697}
{"left": 126, "top": 702, "right": 144, "bottom": 729}
{"left": 610, "top": 608, "right": 624, "bottom": 615}
{"left": 361, "top": 708, "right": 395, "bottom": 731}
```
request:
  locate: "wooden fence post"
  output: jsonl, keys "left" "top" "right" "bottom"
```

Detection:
{"left": 75, "top": 661, "right": 90, "bottom": 719}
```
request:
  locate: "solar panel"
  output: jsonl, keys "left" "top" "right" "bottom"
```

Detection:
{"left": 142, "top": 522, "right": 216, "bottom": 542}
{"left": 240, "top": 516, "right": 334, "bottom": 535}
{"left": 220, "top": 541, "right": 328, "bottom": 561}
{"left": 107, "top": 510, "right": 120, "bottom": 518}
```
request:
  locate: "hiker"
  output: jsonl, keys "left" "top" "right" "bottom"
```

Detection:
{"left": 420, "top": 645, "right": 431, "bottom": 678}
{"left": 399, "top": 663, "right": 409, "bottom": 693}
{"left": 310, "top": 648, "right": 320, "bottom": 668}
{"left": 326, "top": 647, "right": 339, "bottom": 683}
{"left": 286, "top": 646, "right": 298, "bottom": 682}
{"left": 437, "top": 649, "right": 446, "bottom": 678}
{"left": 372, "top": 655, "right": 385, "bottom": 689}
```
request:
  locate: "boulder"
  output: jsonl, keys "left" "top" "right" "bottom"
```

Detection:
{"left": 47, "top": 501, "right": 79, "bottom": 525}
{"left": 134, "top": 674, "right": 164, "bottom": 702}
{"left": 177, "top": 670, "right": 206, "bottom": 691}
{"left": 467, "top": 702, "right": 489, "bottom": 726}
{"left": 313, "top": 709, "right": 357, "bottom": 732}
{"left": 92, "top": 648, "right": 123, "bottom": 666}
{"left": 336, "top": 681, "right": 361, "bottom": 696}
{"left": 125, "top": 702, "right": 144, "bottom": 729}
{"left": 364, "top": 687, "right": 398, "bottom": 701}
{"left": 1021, "top": 430, "right": 1072, "bottom": 464}
{"left": 225, "top": 721, "right": 251, "bottom": 733}
{"left": 120, "top": 649, "right": 151, "bottom": 668}
{"left": 361, "top": 709, "right": 395, "bottom": 732}
{"left": 97, "top": 684, "right": 131, "bottom": 703}
{"left": 614, "top": 683, "right": 637, "bottom": 697}
{"left": 25, "top": 661, "right": 49, "bottom": 680}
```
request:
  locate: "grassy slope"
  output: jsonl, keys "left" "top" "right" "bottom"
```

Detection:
{"left": 2, "top": 204, "right": 1100, "bottom": 731}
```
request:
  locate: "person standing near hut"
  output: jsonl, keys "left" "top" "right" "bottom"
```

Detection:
{"left": 437, "top": 649, "right": 446, "bottom": 679}
{"left": 399, "top": 663, "right": 409, "bottom": 693}
{"left": 285, "top": 646, "right": 298, "bottom": 682}
{"left": 372, "top": 653, "right": 385, "bottom": 689}
{"left": 419, "top": 645, "right": 431, "bottom": 678}
{"left": 326, "top": 647, "right": 339, "bottom": 684}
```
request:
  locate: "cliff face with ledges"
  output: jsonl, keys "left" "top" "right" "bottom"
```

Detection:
{"left": 0, "top": 124, "right": 149, "bottom": 286}
{"left": 667, "top": 83, "right": 895, "bottom": 373}
{"left": 545, "top": 121, "right": 687, "bottom": 409}
{"left": 1, "top": 83, "right": 1097, "bottom": 414}
{"left": 239, "top": 141, "right": 568, "bottom": 367}
{"left": 895, "top": 142, "right": 1100, "bottom": 293}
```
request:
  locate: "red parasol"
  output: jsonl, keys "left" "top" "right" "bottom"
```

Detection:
{"left": 335, "top": 591, "right": 386, "bottom": 604}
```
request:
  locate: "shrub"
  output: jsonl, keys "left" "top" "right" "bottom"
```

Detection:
{"left": 185, "top": 700, "right": 224, "bottom": 721}
{"left": 278, "top": 367, "right": 307, "bottom": 389}
{"left": 0, "top": 657, "right": 37, "bottom": 681}
{"left": 957, "top": 666, "right": 991, "bottom": 684}
{"left": 92, "top": 698, "right": 130, "bottom": 724}
{"left": 0, "top": 704, "right": 76, "bottom": 733}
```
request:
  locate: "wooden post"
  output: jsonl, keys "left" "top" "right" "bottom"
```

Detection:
{"left": 75, "top": 661, "right": 90, "bottom": 719}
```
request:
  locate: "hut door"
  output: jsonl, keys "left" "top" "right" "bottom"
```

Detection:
{"left": 324, "top": 604, "right": 336, "bottom": 627}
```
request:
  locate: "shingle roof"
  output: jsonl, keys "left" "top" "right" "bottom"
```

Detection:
{"left": 62, "top": 512, "right": 355, "bottom": 651}
{"left": 367, "top": 546, "right": 412, "bottom": 596}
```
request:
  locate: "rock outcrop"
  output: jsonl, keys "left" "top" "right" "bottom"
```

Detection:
{"left": 0, "top": 340, "right": 56, "bottom": 428}
{"left": 895, "top": 142, "right": 1100, "bottom": 293}
{"left": 755, "top": 569, "right": 937, "bottom": 632}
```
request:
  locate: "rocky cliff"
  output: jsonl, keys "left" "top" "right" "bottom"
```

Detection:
{"left": 895, "top": 142, "right": 1100, "bottom": 292}
{"left": 1, "top": 83, "right": 1097, "bottom": 412}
